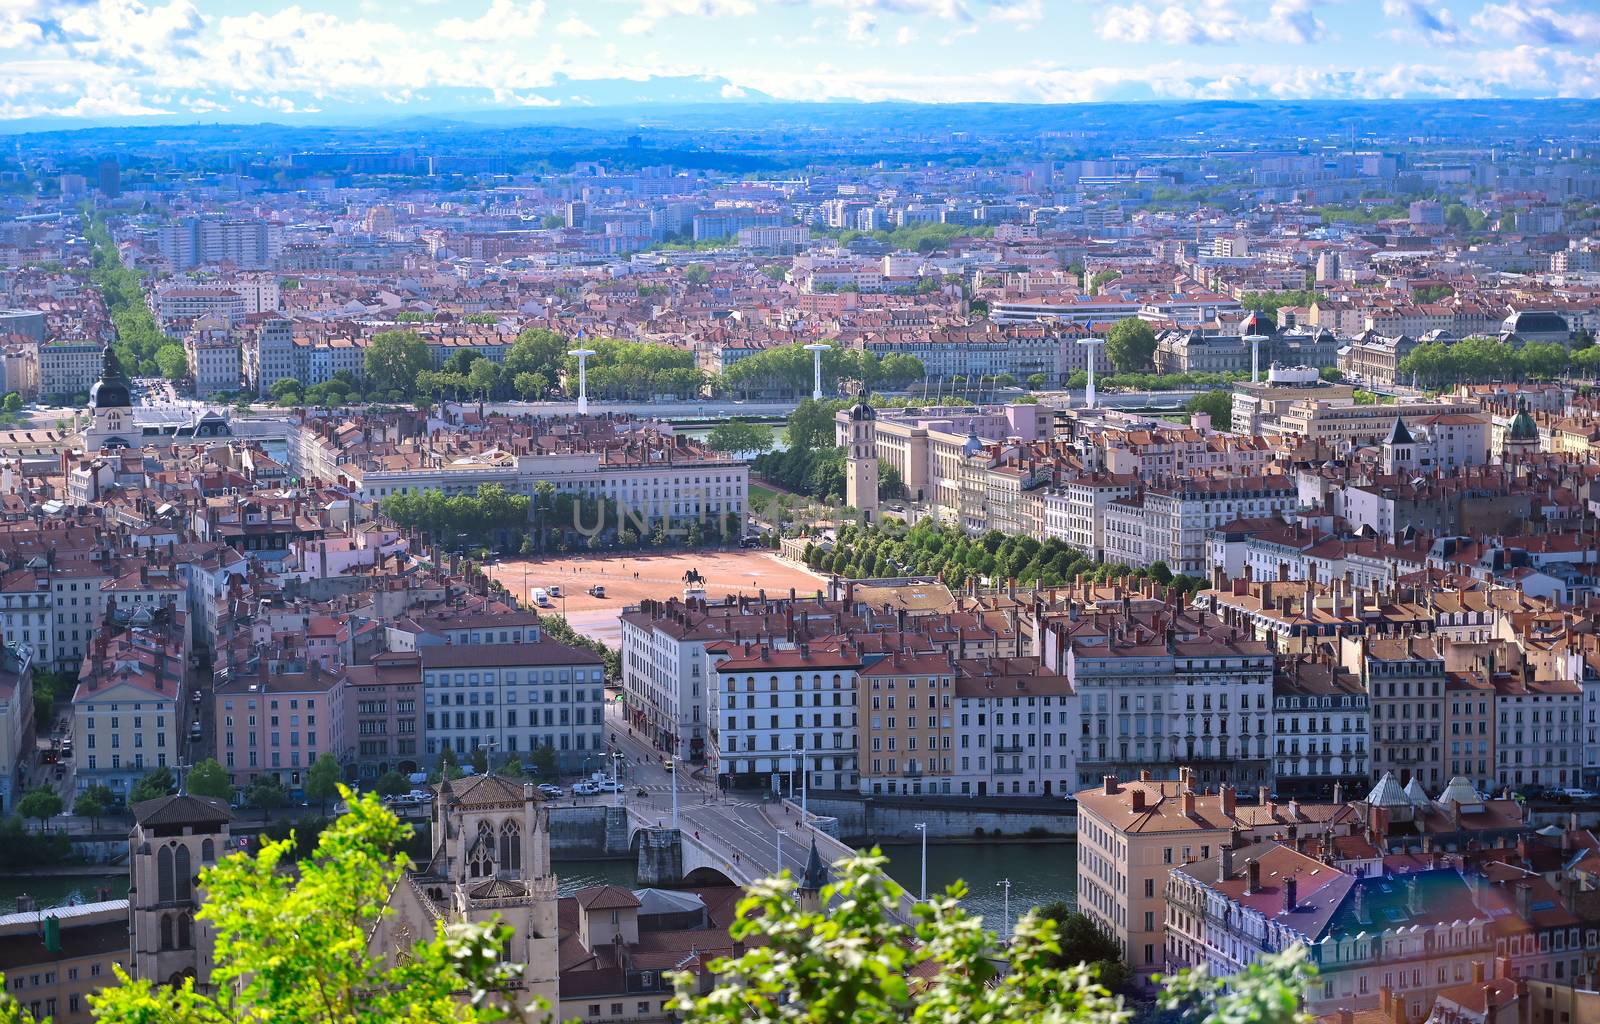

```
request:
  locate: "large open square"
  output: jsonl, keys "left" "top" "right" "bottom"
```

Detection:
{"left": 485, "top": 549, "right": 827, "bottom": 646}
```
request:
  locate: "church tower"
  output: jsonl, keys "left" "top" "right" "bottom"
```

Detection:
{"left": 380, "top": 775, "right": 560, "bottom": 1009}
{"left": 128, "top": 794, "right": 232, "bottom": 990}
{"left": 1380, "top": 414, "right": 1417, "bottom": 475}
{"left": 844, "top": 396, "right": 879, "bottom": 521}
{"left": 796, "top": 838, "right": 831, "bottom": 914}
{"left": 1502, "top": 399, "right": 1540, "bottom": 459}
{"left": 82, "top": 344, "right": 135, "bottom": 452}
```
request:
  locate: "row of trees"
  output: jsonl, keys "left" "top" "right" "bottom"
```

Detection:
{"left": 806, "top": 518, "right": 1211, "bottom": 598}
{"left": 722, "top": 344, "right": 925, "bottom": 399}
{"left": 379, "top": 484, "right": 532, "bottom": 552}
{"left": 85, "top": 212, "right": 186, "bottom": 379}
{"left": 0, "top": 791, "right": 1310, "bottom": 1024}
{"left": 1398, "top": 333, "right": 1598, "bottom": 388}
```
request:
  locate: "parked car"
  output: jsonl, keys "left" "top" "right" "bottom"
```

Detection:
{"left": 188, "top": 721, "right": 203, "bottom": 740}
{"left": 1559, "top": 787, "right": 1596, "bottom": 801}
{"left": 537, "top": 783, "right": 564, "bottom": 798}
{"left": 596, "top": 780, "right": 622, "bottom": 793}
{"left": 548, "top": 585, "right": 562, "bottom": 598}
{"left": 587, "top": 584, "right": 606, "bottom": 598}
{"left": 571, "top": 781, "right": 600, "bottom": 796}
{"left": 407, "top": 789, "right": 434, "bottom": 802}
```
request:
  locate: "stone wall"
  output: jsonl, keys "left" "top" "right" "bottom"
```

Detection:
{"left": 792, "top": 795, "right": 1077, "bottom": 843}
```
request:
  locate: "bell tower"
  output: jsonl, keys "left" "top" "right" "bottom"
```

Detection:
{"left": 82, "top": 344, "right": 135, "bottom": 452}
{"left": 128, "top": 794, "right": 232, "bottom": 991}
{"left": 844, "top": 395, "right": 879, "bottom": 520}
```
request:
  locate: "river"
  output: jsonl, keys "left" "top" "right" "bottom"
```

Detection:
{"left": 0, "top": 876, "right": 129, "bottom": 915}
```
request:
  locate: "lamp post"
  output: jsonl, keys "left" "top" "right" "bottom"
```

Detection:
{"left": 1245, "top": 334, "right": 1267, "bottom": 384}
{"left": 997, "top": 878, "right": 1012, "bottom": 940}
{"left": 803, "top": 343, "right": 830, "bottom": 401}
{"left": 670, "top": 754, "right": 678, "bottom": 831}
{"left": 568, "top": 348, "right": 597, "bottom": 414}
{"left": 776, "top": 826, "right": 788, "bottom": 874}
{"left": 610, "top": 752, "right": 622, "bottom": 808}
{"left": 914, "top": 822, "right": 928, "bottom": 902}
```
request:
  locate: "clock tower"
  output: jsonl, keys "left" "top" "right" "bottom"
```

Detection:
{"left": 844, "top": 394, "right": 879, "bottom": 521}
{"left": 82, "top": 344, "right": 136, "bottom": 452}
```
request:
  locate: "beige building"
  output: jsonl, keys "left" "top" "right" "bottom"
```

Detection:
{"left": 1075, "top": 769, "right": 1236, "bottom": 986}
{"left": 858, "top": 652, "right": 957, "bottom": 796}
{"left": 71, "top": 631, "right": 186, "bottom": 798}
{"left": 1276, "top": 399, "right": 1480, "bottom": 448}
{"left": 37, "top": 340, "right": 102, "bottom": 399}
{"left": 0, "top": 898, "right": 128, "bottom": 1023}
{"left": 0, "top": 641, "right": 34, "bottom": 816}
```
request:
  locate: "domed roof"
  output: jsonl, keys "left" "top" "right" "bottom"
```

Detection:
{"left": 962, "top": 424, "right": 984, "bottom": 456}
{"left": 1508, "top": 399, "right": 1538, "bottom": 440}
{"left": 88, "top": 345, "right": 131, "bottom": 411}
{"left": 848, "top": 395, "right": 876, "bottom": 422}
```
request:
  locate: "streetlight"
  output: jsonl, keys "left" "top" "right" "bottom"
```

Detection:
{"left": 997, "top": 878, "right": 1012, "bottom": 940}
{"left": 1078, "top": 337, "right": 1104, "bottom": 410}
{"left": 803, "top": 343, "right": 830, "bottom": 401}
{"left": 568, "top": 348, "right": 597, "bottom": 414}
{"left": 776, "top": 826, "right": 788, "bottom": 873}
{"left": 610, "top": 752, "right": 623, "bottom": 808}
{"left": 914, "top": 822, "right": 928, "bottom": 902}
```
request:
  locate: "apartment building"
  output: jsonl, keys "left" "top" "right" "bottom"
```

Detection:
{"left": 1344, "top": 636, "right": 1447, "bottom": 789}
{"left": 153, "top": 287, "right": 246, "bottom": 329}
{"left": 1066, "top": 625, "right": 1274, "bottom": 790}
{"left": 951, "top": 655, "right": 1076, "bottom": 798}
{"left": 0, "top": 641, "right": 33, "bottom": 815}
{"left": 835, "top": 402, "right": 1053, "bottom": 509}
{"left": 0, "top": 899, "right": 128, "bottom": 1024}
{"left": 858, "top": 651, "right": 957, "bottom": 796}
{"left": 420, "top": 641, "right": 607, "bottom": 771}
{"left": 37, "top": 341, "right": 102, "bottom": 398}
{"left": 339, "top": 651, "right": 423, "bottom": 781}
{"left": 213, "top": 656, "right": 343, "bottom": 795}
{"left": 184, "top": 330, "right": 241, "bottom": 396}
{"left": 1075, "top": 770, "right": 1236, "bottom": 985}
{"left": 1104, "top": 476, "right": 1299, "bottom": 576}
{"left": 1491, "top": 673, "right": 1584, "bottom": 792}
{"left": 1276, "top": 399, "right": 1480, "bottom": 447}
{"left": 713, "top": 642, "right": 861, "bottom": 792}
{"left": 157, "top": 218, "right": 283, "bottom": 270}
{"left": 1271, "top": 657, "right": 1370, "bottom": 799}
{"left": 70, "top": 628, "right": 186, "bottom": 798}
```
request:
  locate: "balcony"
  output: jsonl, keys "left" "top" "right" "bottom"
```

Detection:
{"left": 993, "top": 743, "right": 1024, "bottom": 754}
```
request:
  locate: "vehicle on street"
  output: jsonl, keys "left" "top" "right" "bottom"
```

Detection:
{"left": 188, "top": 721, "right": 203, "bottom": 740}
{"left": 1559, "top": 787, "right": 1595, "bottom": 801}
{"left": 597, "top": 780, "right": 622, "bottom": 793}
{"left": 548, "top": 585, "right": 561, "bottom": 597}
{"left": 571, "top": 781, "right": 599, "bottom": 795}
{"left": 663, "top": 757, "right": 675, "bottom": 772}
{"left": 587, "top": 584, "right": 606, "bottom": 598}
{"left": 530, "top": 587, "right": 551, "bottom": 607}
{"left": 537, "top": 783, "right": 564, "bottom": 798}
{"left": 407, "top": 789, "right": 434, "bottom": 802}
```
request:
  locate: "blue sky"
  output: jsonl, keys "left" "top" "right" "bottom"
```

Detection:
{"left": 2, "top": 0, "right": 1599, "bottom": 122}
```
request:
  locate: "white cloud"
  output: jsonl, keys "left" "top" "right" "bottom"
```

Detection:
{"left": 1098, "top": 0, "right": 1323, "bottom": 45}
{"left": 555, "top": 15, "right": 598, "bottom": 36}
{"left": 621, "top": 0, "right": 756, "bottom": 35}
{"left": 438, "top": 0, "right": 546, "bottom": 42}
{"left": 1470, "top": 1, "right": 1600, "bottom": 44}
{"left": 720, "top": 82, "right": 747, "bottom": 97}
{"left": 844, "top": 10, "right": 878, "bottom": 42}
{"left": 52, "top": 0, "right": 205, "bottom": 65}
{"left": 895, "top": 24, "right": 918, "bottom": 43}
{"left": 1380, "top": 0, "right": 1462, "bottom": 43}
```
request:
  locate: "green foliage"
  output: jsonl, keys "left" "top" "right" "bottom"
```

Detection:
{"left": 668, "top": 852, "right": 1311, "bottom": 1024}
{"left": 375, "top": 771, "right": 410, "bottom": 798}
{"left": 1412, "top": 284, "right": 1455, "bottom": 303}
{"left": 365, "top": 330, "right": 433, "bottom": 394}
{"left": 0, "top": 815, "right": 73, "bottom": 871}
{"left": 527, "top": 744, "right": 558, "bottom": 779}
{"left": 541, "top": 213, "right": 566, "bottom": 229}
{"left": 754, "top": 447, "right": 846, "bottom": 502}
{"left": 306, "top": 752, "right": 342, "bottom": 810}
{"left": 16, "top": 787, "right": 63, "bottom": 827}
{"left": 462, "top": 313, "right": 500, "bottom": 325}
{"left": 683, "top": 264, "right": 711, "bottom": 284}
{"left": 1184, "top": 390, "right": 1233, "bottom": 422}
{"left": 72, "top": 789, "right": 107, "bottom": 825}
{"left": 1026, "top": 373, "right": 1048, "bottom": 390}
{"left": 821, "top": 222, "right": 993, "bottom": 252}
{"left": 155, "top": 343, "right": 188, "bottom": 381}
{"left": 1, "top": 392, "right": 21, "bottom": 413}
{"left": 129, "top": 765, "right": 176, "bottom": 805}
{"left": 245, "top": 775, "right": 289, "bottom": 813}
{"left": 1313, "top": 203, "right": 1407, "bottom": 225}
{"left": 1104, "top": 318, "right": 1157, "bottom": 373}
{"left": 723, "top": 345, "right": 922, "bottom": 399}
{"left": 1444, "top": 204, "right": 1489, "bottom": 232}
{"left": 1035, "top": 903, "right": 1131, "bottom": 990}
{"left": 879, "top": 462, "right": 904, "bottom": 501}
{"left": 85, "top": 213, "right": 169, "bottom": 375}
{"left": 1089, "top": 269, "right": 1122, "bottom": 292}
{"left": 393, "top": 310, "right": 438, "bottom": 323}
{"left": 1398, "top": 335, "right": 1579, "bottom": 388}
{"left": 558, "top": 337, "right": 705, "bottom": 401}
{"left": 86, "top": 789, "right": 534, "bottom": 1024}
{"left": 381, "top": 484, "right": 532, "bottom": 552}
{"left": 1239, "top": 289, "right": 1322, "bottom": 314}
{"left": 188, "top": 758, "right": 234, "bottom": 800}
{"left": 706, "top": 419, "right": 776, "bottom": 455}
{"left": 787, "top": 398, "right": 850, "bottom": 452}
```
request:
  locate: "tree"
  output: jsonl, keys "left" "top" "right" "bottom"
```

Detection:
{"left": 1035, "top": 903, "right": 1133, "bottom": 992}
{"left": 667, "top": 852, "right": 1310, "bottom": 1024}
{"left": 466, "top": 357, "right": 502, "bottom": 398}
{"left": 187, "top": 758, "right": 234, "bottom": 801}
{"left": 1104, "top": 317, "right": 1157, "bottom": 373}
{"left": 374, "top": 771, "right": 409, "bottom": 798}
{"left": 786, "top": 397, "right": 847, "bottom": 452}
{"left": 683, "top": 263, "right": 710, "bottom": 285}
{"left": 1, "top": 392, "right": 21, "bottom": 413}
{"left": 1184, "top": 390, "right": 1233, "bottom": 423}
{"left": 1026, "top": 373, "right": 1047, "bottom": 390}
{"left": 306, "top": 752, "right": 342, "bottom": 813}
{"left": 86, "top": 790, "right": 531, "bottom": 1024}
{"left": 706, "top": 419, "right": 776, "bottom": 455}
{"left": 244, "top": 775, "right": 289, "bottom": 821}
{"left": 72, "top": 790, "right": 107, "bottom": 829}
{"left": 498, "top": 756, "right": 526, "bottom": 778}
{"left": 129, "top": 765, "right": 176, "bottom": 805}
{"left": 528, "top": 744, "right": 557, "bottom": 779}
{"left": 16, "top": 788, "right": 62, "bottom": 830}
{"left": 269, "top": 377, "right": 304, "bottom": 403}
{"left": 364, "top": 330, "right": 431, "bottom": 396}
{"left": 155, "top": 343, "right": 188, "bottom": 381}
{"left": 1518, "top": 341, "right": 1568, "bottom": 380}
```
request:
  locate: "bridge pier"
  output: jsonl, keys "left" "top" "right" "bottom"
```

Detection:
{"left": 637, "top": 827, "right": 683, "bottom": 886}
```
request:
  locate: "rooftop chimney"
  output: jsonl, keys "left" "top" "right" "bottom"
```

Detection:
{"left": 1246, "top": 858, "right": 1261, "bottom": 894}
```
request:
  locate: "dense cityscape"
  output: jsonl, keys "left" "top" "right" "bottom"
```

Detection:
{"left": 4, "top": 6, "right": 1600, "bottom": 1020}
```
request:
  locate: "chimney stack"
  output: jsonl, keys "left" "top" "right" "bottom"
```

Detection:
{"left": 1246, "top": 858, "right": 1261, "bottom": 894}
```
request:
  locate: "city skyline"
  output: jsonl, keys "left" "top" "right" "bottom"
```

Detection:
{"left": 3, "top": 0, "right": 1600, "bottom": 127}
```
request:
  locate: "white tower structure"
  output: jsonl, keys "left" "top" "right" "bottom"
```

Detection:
{"left": 803, "top": 343, "right": 831, "bottom": 401}
{"left": 1245, "top": 334, "right": 1267, "bottom": 384}
{"left": 1078, "top": 337, "right": 1105, "bottom": 410}
{"left": 568, "top": 348, "right": 597, "bottom": 414}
